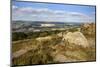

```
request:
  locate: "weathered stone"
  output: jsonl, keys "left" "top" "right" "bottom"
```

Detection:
{"left": 81, "top": 23, "right": 95, "bottom": 35}
{"left": 63, "top": 32, "right": 89, "bottom": 47}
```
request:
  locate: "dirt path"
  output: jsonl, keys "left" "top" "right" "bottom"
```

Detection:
{"left": 12, "top": 46, "right": 36, "bottom": 58}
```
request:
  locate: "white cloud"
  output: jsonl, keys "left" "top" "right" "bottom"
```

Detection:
{"left": 12, "top": 6, "right": 95, "bottom": 22}
{"left": 12, "top": 5, "right": 18, "bottom": 9}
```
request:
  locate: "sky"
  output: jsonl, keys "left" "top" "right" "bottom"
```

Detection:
{"left": 12, "top": 1, "right": 96, "bottom": 23}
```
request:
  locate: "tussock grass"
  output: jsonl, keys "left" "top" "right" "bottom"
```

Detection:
{"left": 12, "top": 31, "right": 96, "bottom": 66}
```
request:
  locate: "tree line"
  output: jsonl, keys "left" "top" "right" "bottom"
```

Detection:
{"left": 12, "top": 30, "right": 65, "bottom": 41}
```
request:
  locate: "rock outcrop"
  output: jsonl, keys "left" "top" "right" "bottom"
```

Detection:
{"left": 81, "top": 23, "right": 95, "bottom": 35}
{"left": 63, "top": 32, "right": 89, "bottom": 47}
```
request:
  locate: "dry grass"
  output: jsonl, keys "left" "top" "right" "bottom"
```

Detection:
{"left": 12, "top": 31, "right": 96, "bottom": 66}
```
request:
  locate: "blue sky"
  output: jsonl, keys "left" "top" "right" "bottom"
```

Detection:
{"left": 12, "top": 1, "right": 96, "bottom": 23}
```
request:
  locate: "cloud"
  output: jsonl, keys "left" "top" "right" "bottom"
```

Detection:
{"left": 12, "top": 5, "right": 18, "bottom": 9}
{"left": 68, "top": 12, "right": 89, "bottom": 18}
{"left": 12, "top": 5, "right": 95, "bottom": 22}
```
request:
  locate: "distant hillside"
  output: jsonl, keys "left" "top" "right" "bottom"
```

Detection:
{"left": 12, "top": 21, "right": 82, "bottom": 32}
